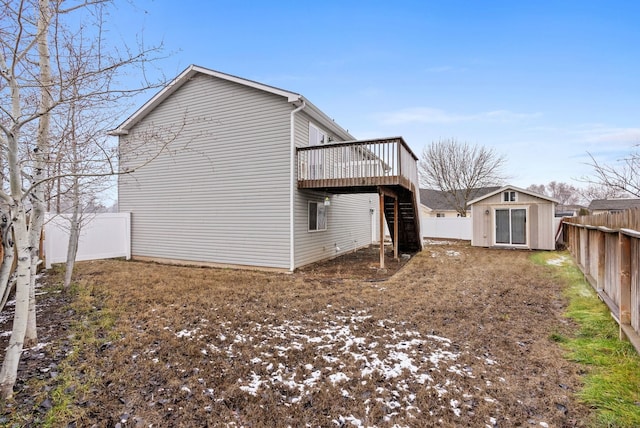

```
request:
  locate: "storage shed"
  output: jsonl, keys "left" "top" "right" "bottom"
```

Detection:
{"left": 469, "top": 185, "right": 559, "bottom": 250}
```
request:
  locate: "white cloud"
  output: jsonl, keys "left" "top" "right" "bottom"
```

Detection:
{"left": 378, "top": 107, "right": 541, "bottom": 125}
{"left": 580, "top": 127, "right": 640, "bottom": 145}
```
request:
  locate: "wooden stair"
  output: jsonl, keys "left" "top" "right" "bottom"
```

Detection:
{"left": 382, "top": 186, "right": 422, "bottom": 252}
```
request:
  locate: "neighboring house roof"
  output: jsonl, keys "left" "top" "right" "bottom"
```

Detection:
{"left": 110, "top": 64, "right": 355, "bottom": 141}
{"left": 555, "top": 204, "right": 587, "bottom": 217}
{"left": 467, "top": 185, "right": 560, "bottom": 205}
{"left": 588, "top": 198, "right": 640, "bottom": 211}
{"left": 420, "top": 187, "right": 501, "bottom": 211}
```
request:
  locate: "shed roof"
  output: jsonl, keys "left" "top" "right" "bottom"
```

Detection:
{"left": 419, "top": 187, "right": 500, "bottom": 211}
{"left": 588, "top": 198, "right": 640, "bottom": 211}
{"left": 110, "top": 64, "right": 354, "bottom": 141}
{"left": 467, "top": 185, "right": 559, "bottom": 205}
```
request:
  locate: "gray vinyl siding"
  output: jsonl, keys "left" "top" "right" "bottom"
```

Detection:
{"left": 119, "top": 74, "right": 292, "bottom": 269}
{"left": 292, "top": 111, "right": 375, "bottom": 268}
{"left": 294, "top": 190, "right": 375, "bottom": 268}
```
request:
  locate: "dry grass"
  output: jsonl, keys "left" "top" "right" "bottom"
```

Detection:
{"left": 4, "top": 242, "right": 591, "bottom": 426}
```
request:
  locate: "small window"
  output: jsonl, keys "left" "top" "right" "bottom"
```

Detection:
{"left": 503, "top": 191, "right": 516, "bottom": 202}
{"left": 309, "top": 123, "right": 327, "bottom": 146}
{"left": 436, "top": 213, "right": 445, "bottom": 218}
{"left": 308, "top": 201, "right": 327, "bottom": 231}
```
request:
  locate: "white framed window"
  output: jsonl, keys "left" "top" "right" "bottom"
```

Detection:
{"left": 436, "top": 213, "right": 445, "bottom": 218}
{"left": 308, "top": 201, "right": 327, "bottom": 231}
{"left": 503, "top": 191, "right": 517, "bottom": 202}
{"left": 309, "top": 123, "right": 327, "bottom": 146}
{"left": 308, "top": 123, "right": 328, "bottom": 179}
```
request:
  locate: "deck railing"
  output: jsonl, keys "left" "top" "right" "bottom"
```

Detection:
{"left": 296, "top": 138, "right": 419, "bottom": 192}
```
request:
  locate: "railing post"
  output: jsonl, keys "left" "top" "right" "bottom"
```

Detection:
{"left": 397, "top": 140, "right": 402, "bottom": 179}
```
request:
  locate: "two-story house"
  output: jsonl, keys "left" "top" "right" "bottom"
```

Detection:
{"left": 111, "top": 65, "right": 421, "bottom": 271}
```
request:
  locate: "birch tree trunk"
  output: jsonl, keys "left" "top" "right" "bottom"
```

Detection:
{"left": 0, "top": 0, "right": 166, "bottom": 399}
{"left": 0, "top": 214, "right": 15, "bottom": 311}
{"left": 64, "top": 183, "right": 81, "bottom": 289}
{"left": 64, "top": 123, "right": 81, "bottom": 291}
{"left": 0, "top": 121, "right": 30, "bottom": 400}
{"left": 25, "top": 0, "right": 53, "bottom": 346}
{"left": 0, "top": 208, "right": 30, "bottom": 399}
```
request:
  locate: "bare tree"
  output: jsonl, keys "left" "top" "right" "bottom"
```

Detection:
{"left": 526, "top": 181, "right": 581, "bottom": 205}
{"left": 586, "top": 146, "right": 640, "bottom": 197}
{"left": 0, "top": 0, "right": 165, "bottom": 399}
{"left": 419, "top": 139, "right": 507, "bottom": 216}
{"left": 526, "top": 184, "right": 546, "bottom": 196}
{"left": 579, "top": 183, "right": 628, "bottom": 202}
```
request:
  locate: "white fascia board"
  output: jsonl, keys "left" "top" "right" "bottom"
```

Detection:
{"left": 192, "top": 65, "right": 301, "bottom": 102}
{"left": 300, "top": 96, "right": 355, "bottom": 141}
{"left": 109, "top": 65, "right": 198, "bottom": 135}
{"left": 110, "top": 64, "right": 303, "bottom": 135}
{"left": 468, "top": 185, "right": 560, "bottom": 205}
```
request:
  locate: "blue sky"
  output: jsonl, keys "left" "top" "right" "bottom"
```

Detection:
{"left": 109, "top": 0, "right": 639, "bottom": 189}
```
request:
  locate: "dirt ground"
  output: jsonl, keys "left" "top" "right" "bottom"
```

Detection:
{"left": 0, "top": 241, "right": 591, "bottom": 427}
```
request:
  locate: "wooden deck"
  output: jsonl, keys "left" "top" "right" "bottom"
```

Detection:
{"left": 297, "top": 137, "right": 423, "bottom": 258}
{"left": 296, "top": 137, "right": 419, "bottom": 194}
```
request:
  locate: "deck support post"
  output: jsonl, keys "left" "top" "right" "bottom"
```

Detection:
{"left": 379, "top": 192, "right": 385, "bottom": 269}
{"left": 394, "top": 197, "right": 399, "bottom": 260}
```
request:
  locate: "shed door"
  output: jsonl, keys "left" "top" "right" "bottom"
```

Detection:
{"left": 495, "top": 208, "right": 526, "bottom": 245}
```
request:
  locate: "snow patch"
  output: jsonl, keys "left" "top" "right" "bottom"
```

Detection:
{"left": 546, "top": 256, "right": 570, "bottom": 266}
{"left": 174, "top": 308, "right": 501, "bottom": 422}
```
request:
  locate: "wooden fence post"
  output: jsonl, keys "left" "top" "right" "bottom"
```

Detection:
{"left": 619, "top": 232, "right": 632, "bottom": 340}
{"left": 597, "top": 230, "right": 605, "bottom": 291}
{"left": 584, "top": 227, "right": 590, "bottom": 276}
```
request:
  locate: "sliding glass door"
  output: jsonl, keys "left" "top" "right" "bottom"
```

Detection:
{"left": 495, "top": 208, "right": 526, "bottom": 245}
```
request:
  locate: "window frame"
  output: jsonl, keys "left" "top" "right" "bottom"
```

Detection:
{"left": 493, "top": 206, "right": 528, "bottom": 246}
{"left": 308, "top": 201, "right": 328, "bottom": 232}
{"left": 308, "top": 123, "right": 327, "bottom": 146}
{"left": 503, "top": 191, "right": 517, "bottom": 202}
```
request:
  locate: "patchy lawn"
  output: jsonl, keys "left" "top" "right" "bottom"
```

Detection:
{"left": 2, "top": 242, "right": 591, "bottom": 426}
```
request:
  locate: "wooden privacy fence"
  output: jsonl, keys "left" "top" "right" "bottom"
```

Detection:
{"left": 563, "top": 208, "right": 640, "bottom": 352}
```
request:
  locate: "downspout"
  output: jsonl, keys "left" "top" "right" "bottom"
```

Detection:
{"left": 290, "top": 100, "right": 306, "bottom": 272}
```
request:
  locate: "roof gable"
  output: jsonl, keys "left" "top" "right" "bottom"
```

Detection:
{"left": 111, "top": 65, "right": 354, "bottom": 141}
{"left": 467, "top": 185, "right": 560, "bottom": 205}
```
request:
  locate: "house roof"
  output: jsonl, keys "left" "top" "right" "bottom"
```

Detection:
{"left": 467, "top": 185, "right": 560, "bottom": 205}
{"left": 588, "top": 198, "right": 640, "bottom": 211}
{"left": 110, "top": 64, "right": 355, "bottom": 141}
{"left": 419, "top": 187, "right": 500, "bottom": 211}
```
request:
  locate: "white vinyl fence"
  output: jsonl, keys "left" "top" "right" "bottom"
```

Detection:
{"left": 421, "top": 216, "right": 564, "bottom": 243}
{"left": 421, "top": 216, "right": 472, "bottom": 240}
{"left": 44, "top": 212, "right": 130, "bottom": 268}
